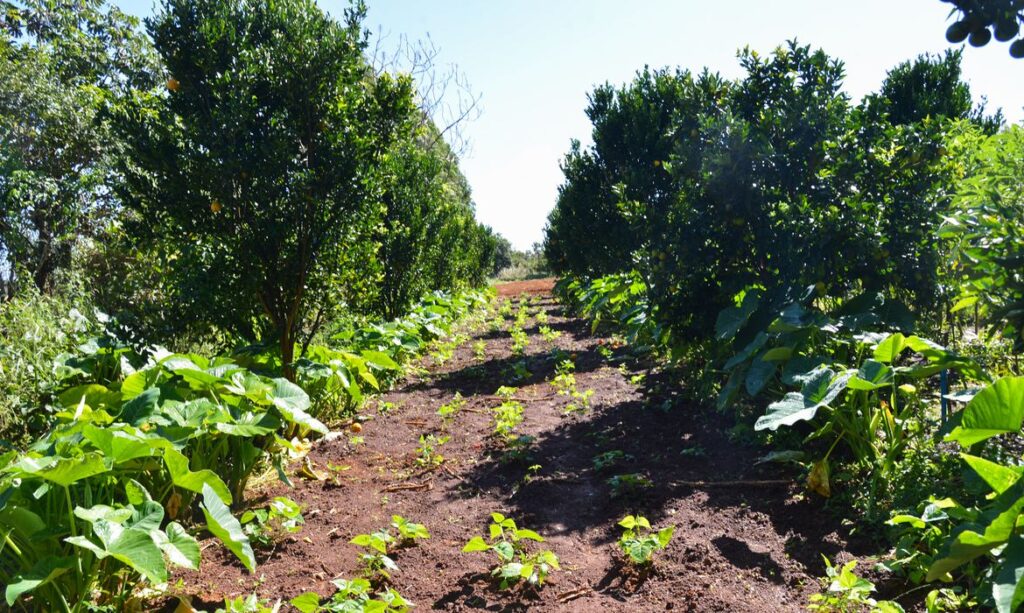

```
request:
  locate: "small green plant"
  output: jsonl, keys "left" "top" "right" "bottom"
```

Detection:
{"left": 500, "top": 434, "right": 537, "bottom": 464}
{"left": 325, "top": 462, "right": 351, "bottom": 486}
{"left": 551, "top": 359, "right": 594, "bottom": 412}
{"left": 291, "top": 578, "right": 412, "bottom": 613}
{"left": 473, "top": 340, "right": 487, "bottom": 360}
{"left": 607, "top": 473, "right": 653, "bottom": 498}
{"left": 377, "top": 400, "right": 396, "bottom": 414}
{"left": 510, "top": 327, "right": 530, "bottom": 356}
{"left": 463, "top": 513, "right": 560, "bottom": 590}
{"left": 437, "top": 392, "right": 466, "bottom": 427}
{"left": 492, "top": 387, "right": 525, "bottom": 440}
{"left": 240, "top": 496, "right": 305, "bottom": 549}
{"left": 535, "top": 310, "right": 549, "bottom": 325}
{"left": 807, "top": 557, "right": 904, "bottom": 612}
{"left": 217, "top": 593, "right": 281, "bottom": 613}
{"left": 617, "top": 515, "right": 675, "bottom": 566}
{"left": 350, "top": 528, "right": 398, "bottom": 580}
{"left": 391, "top": 515, "right": 430, "bottom": 544}
{"left": 538, "top": 325, "right": 561, "bottom": 342}
{"left": 415, "top": 433, "right": 450, "bottom": 468}
{"left": 593, "top": 450, "right": 632, "bottom": 472}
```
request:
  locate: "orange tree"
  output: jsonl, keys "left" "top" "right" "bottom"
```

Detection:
{"left": 110, "top": 0, "right": 416, "bottom": 376}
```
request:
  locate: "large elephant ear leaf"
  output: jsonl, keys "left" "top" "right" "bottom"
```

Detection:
{"left": 163, "top": 448, "right": 232, "bottom": 505}
{"left": 5, "top": 556, "right": 75, "bottom": 606}
{"left": 153, "top": 521, "right": 201, "bottom": 570}
{"left": 269, "top": 378, "right": 327, "bottom": 434}
{"left": 754, "top": 368, "right": 851, "bottom": 431}
{"left": 200, "top": 483, "right": 255, "bottom": 572}
{"left": 65, "top": 501, "right": 168, "bottom": 584}
{"left": 947, "top": 377, "right": 1024, "bottom": 446}
{"left": 715, "top": 290, "right": 760, "bottom": 341}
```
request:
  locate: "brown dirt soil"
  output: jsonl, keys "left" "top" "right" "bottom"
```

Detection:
{"left": 495, "top": 278, "right": 556, "bottom": 297}
{"left": 170, "top": 284, "right": 869, "bottom": 612}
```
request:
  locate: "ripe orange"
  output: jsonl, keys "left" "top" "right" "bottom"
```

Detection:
{"left": 166, "top": 77, "right": 180, "bottom": 92}
{"left": 210, "top": 200, "right": 222, "bottom": 213}
{"left": 349, "top": 422, "right": 363, "bottom": 434}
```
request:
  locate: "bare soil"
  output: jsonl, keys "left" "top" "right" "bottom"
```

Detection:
{"left": 172, "top": 281, "right": 867, "bottom": 612}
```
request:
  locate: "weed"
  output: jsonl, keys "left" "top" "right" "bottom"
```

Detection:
{"left": 807, "top": 557, "right": 903, "bottom": 612}
{"left": 415, "top": 433, "right": 449, "bottom": 467}
{"left": 437, "top": 392, "right": 466, "bottom": 427}
{"left": 593, "top": 450, "right": 632, "bottom": 472}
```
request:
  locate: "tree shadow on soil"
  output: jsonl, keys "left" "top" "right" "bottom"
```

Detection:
{"left": 450, "top": 369, "right": 869, "bottom": 577}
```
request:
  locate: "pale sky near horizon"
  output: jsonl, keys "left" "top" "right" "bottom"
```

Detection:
{"left": 118, "top": 1, "right": 1024, "bottom": 250}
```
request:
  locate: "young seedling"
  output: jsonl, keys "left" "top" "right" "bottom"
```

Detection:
{"left": 350, "top": 527, "right": 398, "bottom": 580}
{"left": 217, "top": 593, "right": 281, "bottom": 613}
{"left": 539, "top": 325, "right": 561, "bottom": 342}
{"left": 492, "top": 388, "right": 525, "bottom": 440}
{"left": 473, "top": 340, "right": 487, "bottom": 360}
{"left": 593, "top": 450, "right": 632, "bottom": 472}
{"left": 607, "top": 473, "right": 653, "bottom": 498}
{"left": 415, "top": 433, "right": 449, "bottom": 468}
{"left": 291, "top": 578, "right": 412, "bottom": 613}
{"left": 390, "top": 515, "right": 430, "bottom": 544}
{"left": 807, "top": 557, "right": 901, "bottom": 612}
{"left": 437, "top": 392, "right": 465, "bottom": 427}
{"left": 240, "top": 496, "right": 304, "bottom": 549}
{"left": 463, "top": 513, "right": 560, "bottom": 591}
{"left": 551, "top": 359, "right": 594, "bottom": 413}
{"left": 325, "top": 462, "right": 351, "bottom": 487}
{"left": 510, "top": 327, "right": 529, "bottom": 356}
{"left": 617, "top": 515, "right": 675, "bottom": 566}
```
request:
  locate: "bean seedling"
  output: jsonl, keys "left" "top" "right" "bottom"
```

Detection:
{"left": 463, "top": 513, "right": 560, "bottom": 590}
{"left": 617, "top": 515, "right": 675, "bottom": 566}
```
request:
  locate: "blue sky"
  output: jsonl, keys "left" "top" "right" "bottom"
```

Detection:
{"left": 119, "top": 0, "right": 1023, "bottom": 250}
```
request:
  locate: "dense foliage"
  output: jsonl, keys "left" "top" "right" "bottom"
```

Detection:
{"left": 550, "top": 40, "right": 1024, "bottom": 611}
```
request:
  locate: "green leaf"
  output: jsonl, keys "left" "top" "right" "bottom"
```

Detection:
{"left": 66, "top": 501, "right": 168, "bottom": 584}
{"left": 873, "top": 333, "right": 908, "bottom": 363}
{"left": 119, "top": 387, "right": 161, "bottom": 425}
{"left": 515, "top": 528, "right": 544, "bottom": 542}
{"left": 5, "top": 556, "right": 75, "bottom": 606}
{"left": 290, "top": 592, "right": 322, "bottom": 613}
{"left": 270, "top": 378, "right": 327, "bottom": 434}
{"left": 656, "top": 526, "right": 675, "bottom": 547}
{"left": 846, "top": 360, "right": 894, "bottom": 391}
{"left": 11, "top": 452, "right": 109, "bottom": 487}
{"left": 360, "top": 350, "right": 401, "bottom": 371}
{"left": 463, "top": 536, "right": 490, "bottom": 552}
{"left": 200, "top": 483, "right": 255, "bottom": 572}
{"left": 962, "top": 454, "right": 1023, "bottom": 495}
{"left": 745, "top": 357, "right": 776, "bottom": 397}
{"left": 715, "top": 290, "right": 760, "bottom": 341}
{"left": 951, "top": 296, "right": 979, "bottom": 313}
{"left": 154, "top": 521, "right": 201, "bottom": 570}
{"left": 164, "top": 448, "right": 232, "bottom": 505}
{"left": 947, "top": 377, "right": 1024, "bottom": 446}
{"left": 994, "top": 535, "right": 1024, "bottom": 613}
{"left": 754, "top": 368, "right": 852, "bottom": 431}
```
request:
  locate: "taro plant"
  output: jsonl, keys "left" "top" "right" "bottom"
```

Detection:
{"left": 462, "top": 512, "right": 560, "bottom": 590}
{"left": 240, "top": 496, "right": 304, "bottom": 550}
{"left": 617, "top": 515, "right": 675, "bottom": 566}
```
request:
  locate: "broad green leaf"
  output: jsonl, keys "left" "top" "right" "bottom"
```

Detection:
{"left": 515, "top": 528, "right": 544, "bottom": 542}
{"left": 119, "top": 387, "right": 161, "bottom": 425}
{"left": 951, "top": 296, "right": 979, "bottom": 313}
{"left": 462, "top": 536, "right": 490, "bottom": 552}
{"left": 723, "top": 333, "right": 768, "bottom": 370}
{"left": 270, "top": 379, "right": 327, "bottom": 434}
{"left": 745, "top": 357, "right": 776, "bottom": 397}
{"left": 715, "top": 290, "right": 760, "bottom": 341}
{"left": 993, "top": 535, "right": 1024, "bottom": 613}
{"left": 961, "top": 454, "right": 1023, "bottom": 495}
{"left": 873, "top": 333, "right": 907, "bottom": 363}
{"left": 4, "top": 556, "right": 75, "bottom": 606}
{"left": 81, "top": 425, "right": 162, "bottom": 463}
{"left": 290, "top": 592, "right": 322, "bottom": 613}
{"left": 360, "top": 350, "right": 401, "bottom": 371}
{"left": 927, "top": 480, "right": 1024, "bottom": 581}
{"left": 656, "top": 526, "right": 675, "bottom": 547}
{"left": 754, "top": 369, "right": 852, "bottom": 431}
{"left": 66, "top": 500, "right": 167, "bottom": 584}
{"left": 761, "top": 346, "right": 793, "bottom": 362}
{"left": 11, "top": 453, "right": 109, "bottom": 487}
{"left": 57, "top": 384, "right": 121, "bottom": 411}
{"left": 947, "top": 377, "right": 1024, "bottom": 446}
{"left": 153, "top": 521, "right": 200, "bottom": 570}
{"left": 846, "top": 360, "right": 894, "bottom": 391}
{"left": 164, "top": 448, "right": 232, "bottom": 505}
{"left": 200, "top": 483, "right": 255, "bottom": 572}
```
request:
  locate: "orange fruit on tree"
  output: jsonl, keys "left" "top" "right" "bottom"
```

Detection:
{"left": 166, "top": 77, "right": 180, "bottom": 92}
{"left": 210, "top": 200, "right": 222, "bottom": 213}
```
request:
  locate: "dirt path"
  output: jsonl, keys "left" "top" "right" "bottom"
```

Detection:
{"left": 178, "top": 282, "right": 861, "bottom": 611}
